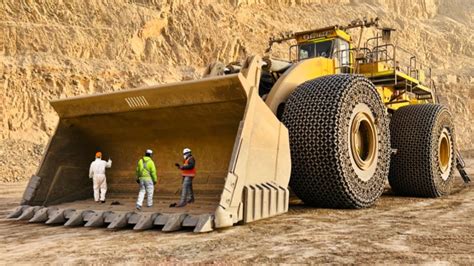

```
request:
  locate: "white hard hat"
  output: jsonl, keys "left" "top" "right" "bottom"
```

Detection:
{"left": 146, "top": 149, "right": 153, "bottom": 155}
{"left": 183, "top": 148, "right": 191, "bottom": 154}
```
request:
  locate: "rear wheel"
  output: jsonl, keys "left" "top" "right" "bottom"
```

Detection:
{"left": 282, "top": 74, "right": 390, "bottom": 208}
{"left": 388, "top": 104, "right": 456, "bottom": 197}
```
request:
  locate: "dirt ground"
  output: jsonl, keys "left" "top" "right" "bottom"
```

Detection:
{"left": 1, "top": 160, "right": 473, "bottom": 264}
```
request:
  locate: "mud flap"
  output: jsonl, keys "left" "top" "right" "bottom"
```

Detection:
{"left": 456, "top": 150, "right": 471, "bottom": 183}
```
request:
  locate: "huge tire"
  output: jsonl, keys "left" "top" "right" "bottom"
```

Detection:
{"left": 389, "top": 104, "right": 456, "bottom": 197}
{"left": 282, "top": 74, "right": 390, "bottom": 208}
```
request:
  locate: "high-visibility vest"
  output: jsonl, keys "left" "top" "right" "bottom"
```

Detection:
{"left": 181, "top": 157, "right": 196, "bottom": 177}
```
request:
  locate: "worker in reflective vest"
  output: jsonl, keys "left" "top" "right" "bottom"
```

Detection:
{"left": 135, "top": 149, "right": 157, "bottom": 210}
{"left": 171, "top": 148, "right": 196, "bottom": 207}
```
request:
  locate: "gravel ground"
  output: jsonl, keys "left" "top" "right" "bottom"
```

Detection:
{"left": 0, "top": 160, "right": 472, "bottom": 264}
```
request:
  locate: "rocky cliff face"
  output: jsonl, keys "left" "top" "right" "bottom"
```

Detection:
{"left": 1, "top": 0, "right": 472, "bottom": 181}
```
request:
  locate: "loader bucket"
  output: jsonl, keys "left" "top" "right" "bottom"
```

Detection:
{"left": 14, "top": 56, "right": 291, "bottom": 232}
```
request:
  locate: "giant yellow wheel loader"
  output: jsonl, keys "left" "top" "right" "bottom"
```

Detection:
{"left": 9, "top": 18, "right": 470, "bottom": 232}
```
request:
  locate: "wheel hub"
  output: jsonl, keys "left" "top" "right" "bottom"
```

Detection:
{"left": 438, "top": 128, "right": 452, "bottom": 180}
{"left": 349, "top": 104, "right": 378, "bottom": 181}
{"left": 351, "top": 113, "right": 377, "bottom": 170}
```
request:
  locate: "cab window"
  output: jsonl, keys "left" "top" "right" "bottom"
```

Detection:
{"left": 298, "top": 40, "right": 333, "bottom": 60}
{"left": 338, "top": 39, "right": 350, "bottom": 66}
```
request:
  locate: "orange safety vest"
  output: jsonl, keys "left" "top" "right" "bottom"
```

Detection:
{"left": 181, "top": 157, "right": 196, "bottom": 177}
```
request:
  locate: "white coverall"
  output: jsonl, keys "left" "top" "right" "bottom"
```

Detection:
{"left": 89, "top": 158, "right": 112, "bottom": 201}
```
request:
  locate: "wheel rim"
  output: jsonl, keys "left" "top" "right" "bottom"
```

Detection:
{"left": 351, "top": 112, "right": 377, "bottom": 170}
{"left": 438, "top": 128, "right": 452, "bottom": 180}
{"left": 349, "top": 104, "right": 378, "bottom": 181}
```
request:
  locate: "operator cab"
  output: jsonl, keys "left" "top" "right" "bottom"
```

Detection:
{"left": 259, "top": 27, "right": 353, "bottom": 100}
{"left": 293, "top": 29, "right": 352, "bottom": 73}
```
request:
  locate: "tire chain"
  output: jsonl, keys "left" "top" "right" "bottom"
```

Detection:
{"left": 389, "top": 104, "right": 456, "bottom": 197}
{"left": 282, "top": 74, "right": 390, "bottom": 208}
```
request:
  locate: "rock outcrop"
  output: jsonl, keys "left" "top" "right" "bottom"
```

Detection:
{"left": 1, "top": 0, "right": 472, "bottom": 181}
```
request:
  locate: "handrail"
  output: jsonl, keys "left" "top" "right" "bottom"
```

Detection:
{"left": 286, "top": 37, "right": 432, "bottom": 89}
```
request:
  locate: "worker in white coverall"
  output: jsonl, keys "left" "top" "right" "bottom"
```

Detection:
{"left": 89, "top": 151, "right": 112, "bottom": 203}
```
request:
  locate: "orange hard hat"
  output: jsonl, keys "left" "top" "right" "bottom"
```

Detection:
{"left": 95, "top": 152, "right": 102, "bottom": 158}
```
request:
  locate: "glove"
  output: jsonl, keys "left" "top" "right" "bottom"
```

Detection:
{"left": 175, "top": 163, "right": 181, "bottom": 169}
{"left": 153, "top": 181, "right": 157, "bottom": 185}
{"left": 136, "top": 179, "right": 140, "bottom": 184}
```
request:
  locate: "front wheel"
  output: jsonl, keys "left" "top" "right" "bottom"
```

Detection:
{"left": 282, "top": 74, "right": 391, "bottom": 208}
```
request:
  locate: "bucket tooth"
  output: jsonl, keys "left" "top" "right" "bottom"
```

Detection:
{"left": 194, "top": 214, "right": 214, "bottom": 233}
{"left": 64, "top": 210, "right": 93, "bottom": 227}
{"left": 107, "top": 212, "right": 131, "bottom": 229}
{"left": 7, "top": 205, "right": 29, "bottom": 219}
{"left": 104, "top": 212, "right": 117, "bottom": 224}
{"left": 63, "top": 209, "right": 76, "bottom": 219}
{"left": 46, "top": 209, "right": 71, "bottom": 224}
{"left": 162, "top": 213, "right": 187, "bottom": 232}
{"left": 29, "top": 207, "right": 56, "bottom": 223}
{"left": 102, "top": 211, "right": 114, "bottom": 224}
{"left": 127, "top": 212, "right": 140, "bottom": 225}
{"left": 64, "top": 211, "right": 83, "bottom": 227}
{"left": 154, "top": 214, "right": 169, "bottom": 226}
{"left": 84, "top": 211, "right": 103, "bottom": 227}
{"left": 133, "top": 213, "right": 159, "bottom": 230}
{"left": 84, "top": 211, "right": 111, "bottom": 227}
{"left": 182, "top": 215, "right": 199, "bottom": 227}
{"left": 17, "top": 206, "right": 41, "bottom": 221}
{"left": 82, "top": 210, "right": 97, "bottom": 222}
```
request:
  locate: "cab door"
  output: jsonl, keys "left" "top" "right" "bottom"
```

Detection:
{"left": 334, "top": 39, "right": 351, "bottom": 73}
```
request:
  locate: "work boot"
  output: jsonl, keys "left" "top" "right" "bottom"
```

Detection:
{"left": 187, "top": 198, "right": 195, "bottom": 204}
{"left": 136, "top": 205, "right": 142, "bottom": 211}
{"left": 169, "top": 203, "right": 177, "bottom": 208}
{"left": 100, "top": 200, "right": 106, "bottom": 204}
{"left": 176, "top": 202, "right": 187, "bottom": 208}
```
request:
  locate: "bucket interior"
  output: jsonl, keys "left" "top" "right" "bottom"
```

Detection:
{"left": 34, "top": 99, "right": 246, "bottom": 208}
